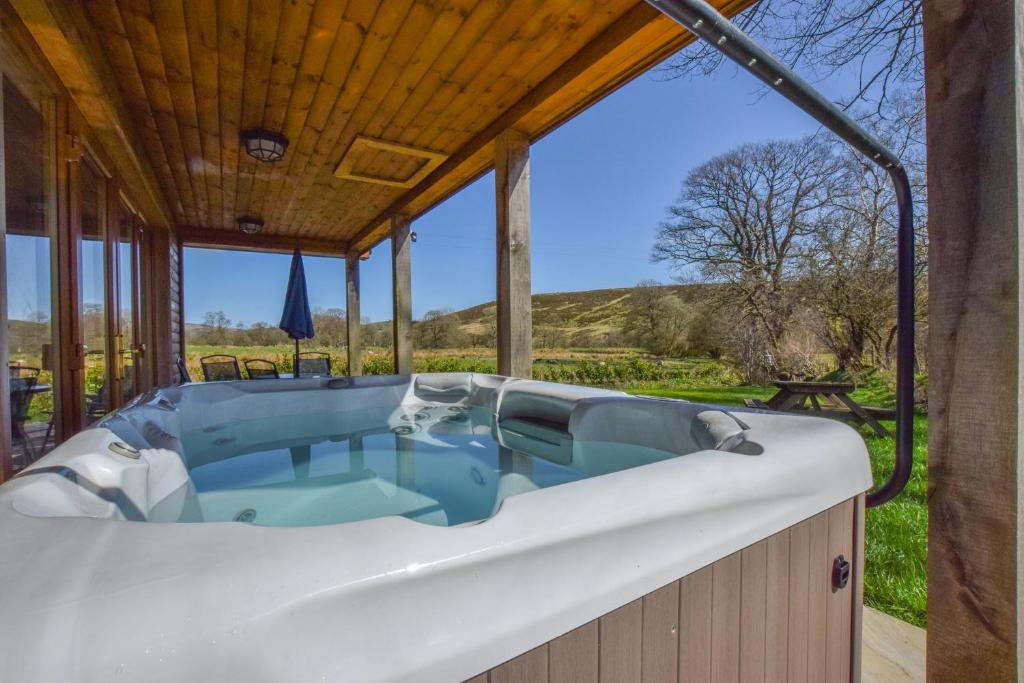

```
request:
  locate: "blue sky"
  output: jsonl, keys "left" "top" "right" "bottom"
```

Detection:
{"left": 180, "top": 56, "right": 859, "bottom": 325}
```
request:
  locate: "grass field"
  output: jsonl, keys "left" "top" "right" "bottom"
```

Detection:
{"left": 187, "top": 343, "right": 927, "bottom": 627}
{"left": 623, "top": 380, "right": 928, "bottom": 627}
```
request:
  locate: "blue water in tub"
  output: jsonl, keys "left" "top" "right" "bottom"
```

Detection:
{"left": 162, "top": 403, "right": 680, "bottom": 527}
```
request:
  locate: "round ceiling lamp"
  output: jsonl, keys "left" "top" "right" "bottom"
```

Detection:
{"left": 237, "top": 216, "right": 264, "bottom": 235}
{"left": 241, "top": 129, "right": 288, "bottom": 162}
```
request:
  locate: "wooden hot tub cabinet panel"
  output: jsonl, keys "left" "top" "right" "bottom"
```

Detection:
{"left": 467, "top": 495, "right": 864, "bottom": 683}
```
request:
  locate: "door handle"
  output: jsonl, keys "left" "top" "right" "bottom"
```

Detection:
{"left": 114, "top": 335, "right": 125, "bottom": 380}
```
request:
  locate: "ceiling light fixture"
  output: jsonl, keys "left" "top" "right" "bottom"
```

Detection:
{"left": 237, "top": 216, "right": 264, "bottom": 235}
{"left": 241, "top": 129, "right": 289, "bottom": 162}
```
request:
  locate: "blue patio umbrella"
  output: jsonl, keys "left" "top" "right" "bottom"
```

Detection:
{"left": 279, "top": 249, "right": 314, "bottom": 377}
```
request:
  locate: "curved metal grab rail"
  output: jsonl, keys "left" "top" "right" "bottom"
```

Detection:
{"left": 645, "top": 0, "right": 915, "bottom": 507}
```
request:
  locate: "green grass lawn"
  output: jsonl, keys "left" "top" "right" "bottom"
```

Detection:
{"left": 623, "top": 381, "right": 928, "bottom": 628}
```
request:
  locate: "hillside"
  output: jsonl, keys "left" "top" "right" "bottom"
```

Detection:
{"left": 185, "top": 283, "right": 711, "bottom": 346}
{"left": 448, "top": 283, "right": 711, "bottom": 343}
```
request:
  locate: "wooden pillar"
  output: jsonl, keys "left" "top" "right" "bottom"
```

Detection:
{"left": 345, "top": 251, "right": 362, "bottom": 376}
{"left": 147, "top": 229, "right": 176, "bottom": 386}
{"left": 391, "top": 215, "right": 413, "bottom": 375}
{"left": 925, "top": 1, "right": 1023, "bottom": 679}
{"left": 495, "top": 129, "right": 532, "bottom": 378}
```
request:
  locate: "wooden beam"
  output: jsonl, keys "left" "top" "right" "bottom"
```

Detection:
{"left": 178, "top": 227, "right": 348, "bottom": 258}
{"left": 925, "top": 1, "right": 1023, "bottom": 679}
{"left": 8, "top": 0, "right": 173, "bottom": 231}
{"left": 345, "top": 251, "right": 362, "bottom": 377}
{"left": 495, "top": 129, "right": 532, "bottom": 379}
{"left": 391, "top": 215, "right": 413, "bottom": 375}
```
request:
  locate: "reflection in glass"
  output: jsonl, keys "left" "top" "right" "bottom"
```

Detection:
{"left": 79, "top": 160, "right": 106, "bottom": 426}
{"left": 4, "top": 76, "right": 57, "bottom": 467}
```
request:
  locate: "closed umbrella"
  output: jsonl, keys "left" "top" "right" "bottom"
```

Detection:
{"left": 279, "top": 249, "right": 314, "bottom": 377}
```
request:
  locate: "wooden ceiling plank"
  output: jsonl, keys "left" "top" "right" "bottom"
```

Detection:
{"left": 294, "top": 0, "right": 541, "bottom": 238}
{"left": 349, "top": 1, "right": 675, "bottom": 250}
{"left": 183, "top": 0, "right": 224, "bottom": 229}
{"left": 8, "top": 0, "right": 174, "bottom": 228}
{"left": 290, "top": 0, "right": 453, "bottom": 238}
{"left": 272, "top": 0, "right": 416, "bottom": 237}
{"left": 272, "top": 0, "right": 468, "bottom": 237}
{"left": 233, "top": 0, "right": 285, "bottom": 232}
{"left": 359, "top": 0, "right": 507, "bottom": 162}
{"left": 361, "top": 0, "right": 581, "bottom": 204}
{"left": 405, "top": 0, "right": 601, "bottom": 175}
{"left": 260, "top": 2, "right": 374, "bottom": 238}
{"left": 281, "top": 0, "right": 418, "bottom": 238}
{"left": 216, "top": 0, "right": 248, "bottom": 230}
{"left": 245, "top": 0, "right": 315, "bottom": 223}
{"left": 311, "top": 0, "right": 514, "bottom": 238}
{"left": 83, "top": 0, "right": 186, "bottom": 224}
{"left": 149, "top": 0, "right": 209, "bottom": 223}
{"left": 116, "top": 0, "right": 200, "bottom": 227}
{"left": 325, "top": 0, "right": 479, "bottom": 207}
{"left": 253, "top": 0, "right": 346, "bottom": 231}
{"left": 519, "top": 16, "right": 684, "bottom": 132}
{"left": 337, "top": 0, "right": 585, "bottom": 235}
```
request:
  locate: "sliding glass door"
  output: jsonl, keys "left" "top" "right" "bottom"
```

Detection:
{"left": 114, "top": 201, "right": 146, "bottom": 406}
{"left": 2, "top": 68, "right": 60, "bottom": 471}
{"left": 77, "top": 157, "right": 107, "bottom": 427}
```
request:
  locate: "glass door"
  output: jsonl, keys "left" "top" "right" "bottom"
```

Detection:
{"left": 78, "top": 158, "right": 107, "bottom": 427}
{"left": 2, "top": 71, "right": 60, "bottom": 470}
{"left": 114, "top": 200, "right": 144, "bottom": 406}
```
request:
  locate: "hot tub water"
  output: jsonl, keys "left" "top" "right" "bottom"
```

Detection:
{"left": 159, "top": 402, "right": 680, "bottom": 527}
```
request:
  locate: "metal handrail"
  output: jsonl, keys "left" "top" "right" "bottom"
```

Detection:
{"left": 645, "top": 0, "right": 915, "bottom": 507}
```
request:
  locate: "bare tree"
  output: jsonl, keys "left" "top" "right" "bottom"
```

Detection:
{"left": 659, "top": 0, "right": 923, "bottom": 116}
{"left": 653, "top": 136, "right": 847, "bottom": 364}
{"left": 802, "top": 94, "right": 927, "bottom": 370}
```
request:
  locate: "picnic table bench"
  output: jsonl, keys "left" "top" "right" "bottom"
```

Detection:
{"left": 744, "top": 380, "right": 896, "bottom": 437}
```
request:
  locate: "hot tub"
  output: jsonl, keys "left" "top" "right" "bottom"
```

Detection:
{"left": 0, "top": 373, "right": 871, "bottom": 681}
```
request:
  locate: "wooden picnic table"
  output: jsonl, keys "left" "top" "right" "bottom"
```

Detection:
{"left": 745, "top": 380, "right": 895, "bottom": 437}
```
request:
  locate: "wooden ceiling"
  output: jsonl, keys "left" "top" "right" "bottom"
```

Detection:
{"left": 29, "top": 0, "right": 752, "bottom": 252}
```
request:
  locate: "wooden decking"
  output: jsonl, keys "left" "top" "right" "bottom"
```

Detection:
{"left": 863, "top": 607, "right": 925, "bottom": 683}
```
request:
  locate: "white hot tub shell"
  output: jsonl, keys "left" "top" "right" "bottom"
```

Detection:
{"left": 0, "top": 373, "right": 872, "bottom": 682}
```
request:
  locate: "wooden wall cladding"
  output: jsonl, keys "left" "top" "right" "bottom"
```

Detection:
{"left": 466, "top": 498, "right": 860, "bottom": 683}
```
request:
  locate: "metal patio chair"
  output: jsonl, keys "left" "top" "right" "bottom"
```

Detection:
{"left": 245, "top": 359, "right": 280, "bottom": 380}
{"left": 297, "top": 351, "right": 332, "bottom": 377}
{"left": 200, "top": 354, "right": 242, "bottom": 382}
{"left": 9, "top": 366, "right": 41, "bottom": 465}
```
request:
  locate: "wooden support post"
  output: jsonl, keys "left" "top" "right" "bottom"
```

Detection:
{"left": 495, "top": 129, "right": 532, "bottom": 378}
{"left": 391, "top": 215, "right": 413, "bottom": 375}
{"left": 345, "top": 251, "right": 363, "bottom": 376}
{"left": 925, "top": 1, "right": 1023, "bottom": 679}
{"left": 147, "top": 229, "right": 176, "bottom": 387}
